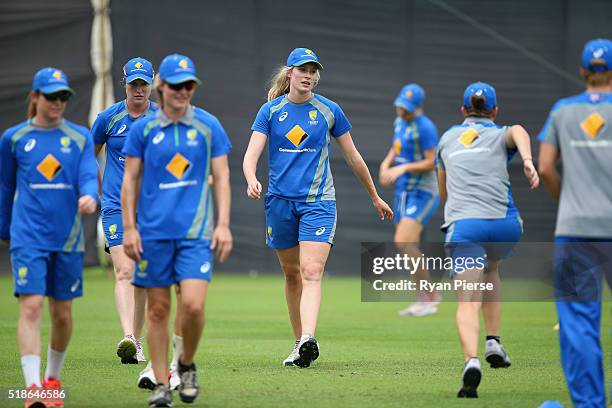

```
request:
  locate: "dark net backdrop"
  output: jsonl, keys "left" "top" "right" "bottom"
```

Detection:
{"left": 1, "top": 0, "right": 611, "bottom": 276}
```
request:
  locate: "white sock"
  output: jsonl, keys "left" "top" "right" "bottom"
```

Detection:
{"left": 44, "top": 346, "right": 66, "bottom": 380}
{"left": 21, "top": 355, "right": 41, "bottom": 387}
{"left": 171, "top": 334, "right": 183, "bottom": 367}
{"left": 300, "top": 333, "right": 313, "bottom": 342}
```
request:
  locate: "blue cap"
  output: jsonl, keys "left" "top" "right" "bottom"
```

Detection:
{"left": 394, "top": 84, "right": 425, "bottom": 112}
{"left": 286, "top": 48, "right": 323, "bottom": 70}
{"left": 537, "top": 401, "right": 563, "bottom": 408}
{"left": 32, "top": 67, "right": 75, "bottom": 95}
{"left": 463, "top": 82, "right": 497, "bottom": 110}
{"left": 581, "top": 38, "right": 612, "bottom": 72}
{"left": 158, "top": 54, "right": 201, "bottom": 85}
{"left": 123, "top": 57, "right": 154, "bottom": 84}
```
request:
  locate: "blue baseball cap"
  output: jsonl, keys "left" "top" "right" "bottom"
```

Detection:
{"left": 394, "top": 84, "right": 425, "bottom": 112}
{"left": 32, "top": 67, "right": 75, "bottom": 95}
{"left": 158, "top": 54, "right": 201, "bottom": 85}
{"left": 463, "top": 82, "right": 497, "bottom": 110}
{"left": 581, "top": 38, "right": 612, "bottom": 72}
{"left": 287, "top": 48, "right": 323, "bottom": 70}
{"left": 123, "top": 57, "right": 154, "bottom": 84}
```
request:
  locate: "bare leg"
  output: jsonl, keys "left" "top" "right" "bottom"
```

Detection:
{"left": 482, "top": 262, "right": 502, "bottom": 337}
{"left": 109, "top": 245, "right": 136, "bottom": 337}
{"left": 147, "top": 287, "right": 171, "bottom": 384}
{"left": 18, "top": 295, "right": 44, "bottom": 356}
{"left": 47, "top": 299, "right": 72, "bottom": 352}
{"left": 298, "top": 242, "right": 331, "bottom": 336}
{"left": 455, "top": 268, "right": 485, "bottom": 361}
{"left": 178, "top": 279, "right": 209, "bottom": 366}
{"left": 275, "top": 246, "right": 302, "bottom": 340}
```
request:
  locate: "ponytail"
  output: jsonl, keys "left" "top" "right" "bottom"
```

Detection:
{"left": 267, "top": 66, "right": 291, "bottom": 101}
{"left": 465, "top": 95, "right": 493, "bottom": 118}
{"left": 153, "top": 74, "right": 164, "bottom": 108}
{"left": 26, "top": 91, "right": 37, "bottom": 119}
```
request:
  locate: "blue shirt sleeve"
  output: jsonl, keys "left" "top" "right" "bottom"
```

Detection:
{"left": 419, "top": 119, "right": 439, "bottom": 151}
{"left": 435, "top": 142, "right": 445, "bottom": 171}
{"left": 0, "top": 130, "right": 17, "bottom": 239}
{"left": 91, "top": 113, "right": 108, "bottom": 145}
{"left": 78, "top": 130, "right": 99, "bottom": 202}
{"left": 330, "top": 103, "right": 352, "bottom": 138}
{"left": 251, "top": 103, "right": 271, "bottom": 136}
{"left": 211, "top": 118, "right": 232, "bottom": 158}
{"left": 537, "top": 101, "right": 561, "bottom": 146}
{"left": 123, "top": 119, "right": 146, "bottom": 158}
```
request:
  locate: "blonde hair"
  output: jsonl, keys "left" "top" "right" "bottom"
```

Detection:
{"left": 26, "top": 91, "right": 37, "bottom": 119}
{"left": 582, "top": 69, "right": 612, "bottom": 87}
{"left": 153, "top": 74, "right": 164, "bottom": 107}
{"left": 267, "top": 65, "right": 321, "bottom": 101}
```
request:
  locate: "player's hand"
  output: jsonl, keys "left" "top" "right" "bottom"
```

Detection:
{"left": 523, "top": 159, "right": 539, "bottom": 190}
{"left": 372, "top": 195, "right": 394, "bottom": 221}
{"left": 211, "top": 225, "right": 233, "bottom": 263}
{"left": 78, "top": 195, "right": 97, "bottom": 214}
{"left": 380, "top": 165, "right": 405, "bottom": 186}
{"left": 247, "top": 178, "right": 262, "bottom": 200}
{"left": 123, "top": 227, "right": 143, "bottom": 262}
{"left": 379, "top": 169, "right": 393, "bottom": 188}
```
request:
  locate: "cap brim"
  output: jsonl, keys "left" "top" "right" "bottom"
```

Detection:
{"left": 164, "top": 73, "right": 202, "bottom": 85}
{"left": 394, "top": 98, "right": 417, "bottom": 112}
{"left": 126, "top": 74, "right": 153, "bottom": 84}
{"left": 39, "top": 84, "right": 75, "bottom": 95}
{"left": 291, "top": 59, "right": 324, "bottom": 70}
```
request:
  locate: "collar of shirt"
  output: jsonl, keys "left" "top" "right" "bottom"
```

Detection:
{"left": 462, "top": 117, "right": 494, "bottom": 126}
{"left": 156, "top": 105, "right": 194, "bottom": 127}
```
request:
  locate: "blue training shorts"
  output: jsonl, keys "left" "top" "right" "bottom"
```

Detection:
{"left": 264, "top": 194, "right": 336, "bottom": 250}
{"left": 444, "top": 217, "right": 523, "bottom": 273}
{"left": 101, "top": 208, "right": 123, "bottom": 248}
{"left": 393, "top": 189, "right": 439, "bottom": 225}
{"left": 11, "top": 247, "right": 83, "bottom": 300}
{"left": 133, "top": 239, "right": 213, "bottom": 288}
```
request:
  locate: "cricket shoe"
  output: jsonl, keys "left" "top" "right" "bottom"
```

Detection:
{"left": 117, "top": 335, "right": 138, "bottom": 364}
{"left": 485, "top": 339, "right": 511, "bottom": 368}
{"left": 457, "top": 358, "right": 481, "bottom": 398}
{"left": 293, "top": 335, "right": 320, "bottom": 368}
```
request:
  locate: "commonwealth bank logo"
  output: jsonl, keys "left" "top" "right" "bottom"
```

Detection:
{"left": 458, "top": 128, "right": 478, "bottom": 147}
{"left": 165, "top": 153, "right": 192, "bottom": 179}
{"left": 580, "top": 112, "right": 605, "bottom": 139}
{"left": 37, "top": 154, "right": 62, "bottom": 181}
{"left": 285, "top": 125, "right": 309, "bottom": 147}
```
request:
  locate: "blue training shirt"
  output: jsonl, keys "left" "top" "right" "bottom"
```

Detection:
{"left": 123, "top": 105, "right": 231, "bottom": 240}
{"left": 392, "top": 114, "right": 438, "bottom": 195}
{"left": 92, "top": 100, "right": 157, "bottom": 211}
{"left": 251, "top": 94, "right": 352, "bottom": 202}
{"left": 0, "top": 119, "right": 99, "bottom": 251}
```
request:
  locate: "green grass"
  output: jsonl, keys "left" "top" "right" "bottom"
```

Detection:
{"left": 0, "top": 270, "right": 609, "bottom": 407}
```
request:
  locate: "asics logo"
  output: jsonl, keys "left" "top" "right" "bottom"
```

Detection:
{"left": 153, "top": 131, "right": 165, "bottom": 144}
{"left": 279, "top": 112, "right": 288, "bottom": 122}
{"left": 406, "top": 206, "right": 417, "bottom": 215}
{"left": 315, "top": 227, "right": 326, "bottom": 236}
{"left": 200, "top": 262, "right": 211, "bottom": 273}
{"left": 117, "top": 124, "right": 127, "bottom": 135}
{"left": 24, "top": 138, "right": 36, "bottom": 152}
{"left": 70, "top": 279, "right": 80, "bottom": 293}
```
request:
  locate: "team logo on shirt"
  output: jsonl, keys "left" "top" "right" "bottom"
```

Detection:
{"left": 108, "top": 224, "right": 118, "bottom": 240}
{"left": 60, "top": 136, "right": 71, "bottom": 153}
{"left": 393, "top": 139, "right": 402, "bottom": 155}
{"left": 279, "top": 112, "right": 288, "bottom": 122}
{"left": 186, "top": 129, "right": 199, "bottom": 146}
{"left": 117, "top": 124, "right": 127, "bottom": 135}
{"left": 580, "top": 112, "right": 605, "bottom": 139}
{"left": 308, "top": 110, "right": 319, "bottom": 125}
{"left": 36, "top": 154, "right": 62, "bottom": 181}
{"left": 285, "top": 125, "right": 309, "bottom": 147}
{"left": 458, "top": 128, "right": 479, "bottom": 147}
{"left": 17, "top": 267, "right": 28, "bottom": 286}
{"left": 24, "top": 138, "right": 36, "bottom": 152}
{"left": 165, "top": 153, "right": 192, "bottom": 180}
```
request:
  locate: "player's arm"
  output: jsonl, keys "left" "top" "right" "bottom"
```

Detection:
{"left": 506, "top": 125, "right": 539, "bottom": 190}
{"left": 121, "top": 156, "right": 143, "bottom": 261}
{"left": 0, "top": 132, "right": 16, "bottom": 243}
{"left": 437, "top": 168, "right": 447, "bottom": 206}
{"left": 78, "top": 134, "right": 99, "bottom": 214}
{"left": 538, "top": 143, "right": 561, "bottom": 201}
{"left": 211, "top": 154, "right": 232, "bottom": 262}
{"left": 378, "top": 147, "right": 396, "bottom": 188}
{"left": 243, "top": 131, "right": 267, "bottom": 200}
{"left": 336, "top": 131, "right": 393, "bottom": 221}
{"left": 383, "top": 148, "right": 436, "bottom": 187}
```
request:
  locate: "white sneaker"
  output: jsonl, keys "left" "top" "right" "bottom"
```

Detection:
{"left": 457, "top": 358, "right": 481, "bottom": 398}
{"left": 168, "top": 362, "right": 181, "bottom": 390}
{"left": 117, "top": 335, "right": 138, "bottom": 364}
{"left": 292, "top": 335, "right": 320, "bottom": 368}
{"left": 398, "top": 293, "right": 441, "bottom": 317}
{"left": 484, "top": 340, "right": 511, "bottom": 368}
{"left": 137, "top": 361, "right": 156, "bottom": 390}
{"left": 135, "top": 340, "right": 146, "bottom": 363}
{"left": 282, "top": 343, "right": 300, "bottom": 366}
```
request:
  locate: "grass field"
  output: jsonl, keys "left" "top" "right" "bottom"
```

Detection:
{"left": 0, "top": 269, "right": 610, "bottom": 407}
